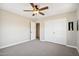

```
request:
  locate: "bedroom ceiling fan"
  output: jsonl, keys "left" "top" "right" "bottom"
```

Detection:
{"left": 24, "top": 3, "right": 48, "bottom": 16}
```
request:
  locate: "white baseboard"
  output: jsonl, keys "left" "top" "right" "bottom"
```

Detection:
{"left": 0, "top": 40, "right": 30, "bottom": 49}
{"left": 41, "top": 40, "right": 79, "bottom": 53}
{"left": 66, "top": 45, "right": 77, "bottom": 49}
{"left": 66, "top": 45, "right": 79, "bottom": 53}
{"left": 76, "top": 48, "right": 79, "bottom": 53}
{"left": 41, "top": 40, "right": 77, "bottom": 48}
{"left": 0, "top": 40, "right": 79, "bottom": 53}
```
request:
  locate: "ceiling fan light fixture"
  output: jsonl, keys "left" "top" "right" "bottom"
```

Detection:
{"left": 33, "top": 10, "right": 39, "bottom": 14}
{"left": 24, "top": 3, "right": 48, "bottom": 16}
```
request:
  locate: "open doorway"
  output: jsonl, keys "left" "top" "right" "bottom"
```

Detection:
{"left": 36, "top": 23, "right": 40, "bottom": 40}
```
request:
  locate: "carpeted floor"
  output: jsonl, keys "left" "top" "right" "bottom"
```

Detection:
{"left": 0, "top": 40, "right": 79, "bottom": 56}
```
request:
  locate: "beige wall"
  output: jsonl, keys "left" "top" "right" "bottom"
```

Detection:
{"left": 39, "top": 11, "right": 77, "bottom": 21}
{"left": 0, "top": 9, "right": 31, "bottom": 48}
{"left": 77, "top": 8, "right": 79, "bottom": 52}
{"left": 39, "top": 11, "right": 77, "bottom": 47}
{"left": 66, "top": 12, "right": 77, "bottom": 47}
{"left": 0, "top": 9, "right": 78, "bottom": 51}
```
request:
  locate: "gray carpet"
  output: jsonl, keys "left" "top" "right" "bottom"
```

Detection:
{"left": 0, "top": 40, "right": 79, "bottom": 56}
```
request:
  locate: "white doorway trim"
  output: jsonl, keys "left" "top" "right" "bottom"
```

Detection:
{"left": 30, "top": 21, "right": 36, "bottom": 40}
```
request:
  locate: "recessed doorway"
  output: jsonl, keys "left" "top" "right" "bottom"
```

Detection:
{"left": 36, "top": 23, "right": 40, "bottom": 40}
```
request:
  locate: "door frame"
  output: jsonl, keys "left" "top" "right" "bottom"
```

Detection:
{"left": 30, "top": 21, "right": 36, "bottom": 40}
{"left": 36, "top": 23, "right": 40, "bottom": 40}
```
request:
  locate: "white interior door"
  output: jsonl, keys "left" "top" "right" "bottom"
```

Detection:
{"left": 45, "top": 19, "right": 67, "bottom": 45}
{"left": 30, "top": 21, "right": 36, "bottom": 40}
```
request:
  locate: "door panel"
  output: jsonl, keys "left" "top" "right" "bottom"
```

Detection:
{"left": 45, "top": 19, "right": 67, "bottom": 45}
{"left": 31, "top": 21, "right": 36, "bottom": 40}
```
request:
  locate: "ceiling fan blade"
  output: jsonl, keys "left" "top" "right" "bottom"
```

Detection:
{"left": 30, "top": 3, "right": 35, "bottom": 8}
{"left": 39, "top": 12, "right": 45, "bottom": 15}
{"left": 39, "top": 6, "right": 48, "bottom": 11}
{"left": 24, "top": 10, "right": 33, "bottom": 12}
{"left": 35, "top": 5, "right": 39, "bottom": 9}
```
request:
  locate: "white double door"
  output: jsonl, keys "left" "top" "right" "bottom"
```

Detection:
{"left": 45, "top": 19, "right": 67, "bottom": 45}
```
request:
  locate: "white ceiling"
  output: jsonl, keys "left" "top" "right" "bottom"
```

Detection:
{"left": 0, "top": 3, "right": 78, "bottom": 19}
